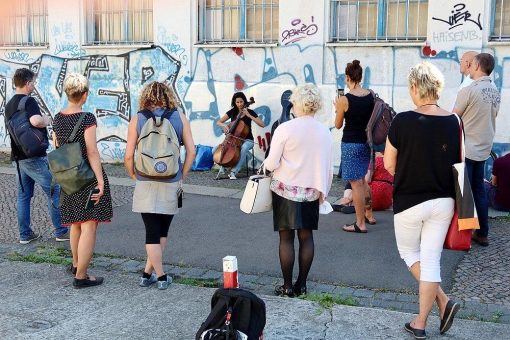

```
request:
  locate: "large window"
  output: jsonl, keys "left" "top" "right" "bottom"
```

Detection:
{"left": 85, "top": 0, "right": 153, "bottom": 45}
{"left": 198, "top": 0, "right": 279, "bottom": 44}
{"left": 0, "top": 0, "right": 48, "bottom": 47}
{"left": 491, "top": 0, "right": 510, "bottom": 41}
{"left": 330, "top": 0, "right": 428, "bottom": 43}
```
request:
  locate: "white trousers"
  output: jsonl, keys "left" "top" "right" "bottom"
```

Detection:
{"left": 394, "top": 197, "right": 454, "bottom": 283}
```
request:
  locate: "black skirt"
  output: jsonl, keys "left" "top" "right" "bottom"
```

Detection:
{"left": 272, "top": 191, "right": 319, "bottom": 231}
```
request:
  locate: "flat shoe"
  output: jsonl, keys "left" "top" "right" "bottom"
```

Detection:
{"left": 440, "top": 300, "right": 460, "bottom": 334}
{"left": 365, "top": 216, "right": 376, "bottom": 225}
{"left": 274, "top": 285, "right": 294, "bottom": 297}
{"left": 342, "top": 222, "right": 367, "bottom": 233}
{"left": 73, "top": 276, "right": 104, "bottom": 289}
{"left": 404, "top": 322, "right": 426, "bottom": 339}
{"left": 340, "top": 205, "right": 355, "bottom": 214}
{"left": 332, "top": 204, "right": 345, "bottom": 212}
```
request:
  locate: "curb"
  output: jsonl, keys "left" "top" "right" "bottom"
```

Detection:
{"left": 1, "top": 242, "right": 508, "bottom": 325}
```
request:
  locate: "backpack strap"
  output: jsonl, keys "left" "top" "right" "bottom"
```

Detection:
{"left": 66, "top": 113, "right": 87, "bottom": 144}
{"left": 16, "top": 95, "right": 30, "bottom": 114}
{"left": 10, "top": 96, "right": 30, "bottom": 193}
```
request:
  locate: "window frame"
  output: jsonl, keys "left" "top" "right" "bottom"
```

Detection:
{"left": 328, "top": 0, "right": 428, "bottom": 45}
{"left": 0, "top": 0, "right": 49, "bottom": 47}
{"left": 196, "top": 0, "right": 279, "bottom": 46}
{"left": 490, "top": 0, "right": 510, "bottom": 42}
{"left": 83, "top": 0, "right": 154, "bottom": 46}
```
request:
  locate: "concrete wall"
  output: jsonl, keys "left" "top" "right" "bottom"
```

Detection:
{"left": 0, "top": 0, "right": 508, "bottom": 166}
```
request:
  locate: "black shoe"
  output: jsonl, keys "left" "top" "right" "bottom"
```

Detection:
{"left": 66, "top": 263, "right": 77, "bottom": 275}
{"left": 274, "top": 285, "right": 294, "bottom": 297}
{"left": 292, "top": 283, "right": 307, "bottom": 297}
{"left": 404, "top": 322, "right": 426, "bottom": 339}
{"left": 73, "top": 276, "right": 104, "bottom": 289}
{"left": 440, "top": 300, "right": 460, "bottom": 334}
{"left": 341, "top": 205, "right": 356, "bottom": 214}
{"left": 471, "top": 233, "right": 489, "bottom": 247}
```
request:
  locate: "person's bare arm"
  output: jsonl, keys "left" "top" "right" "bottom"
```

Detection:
{"left": 334, "top": 96, "right": 348, "bottom": 129}
{"left": 216, "top": 114, "right": 231, "bottom": 134}
{"left": 84, "top": 124, "right": 104, "bottom": 203}
{"left": 180, "top": 112, "right": 196, "bottom": 181}
{"left": 29, "top": 114, "right": 51, "bottom": 128}
{"left": 124, "top": 116, "right": 138, "bottom": 179}
{"left": 383, "top": 137, "right": 398, "bottom": 176}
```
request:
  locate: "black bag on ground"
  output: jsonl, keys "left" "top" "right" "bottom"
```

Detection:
{"left": 48, "top": 113, "right": 95, "bottom": 195}
{"left": 5, "top": 95, "right": 49, "bottom": 158}
{"left": 196, "top": 288, "right": 266, "bottom": 340}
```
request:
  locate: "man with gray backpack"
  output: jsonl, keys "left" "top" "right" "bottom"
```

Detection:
{"left": 4, "top": 68, "right": 68, "bottom": 244}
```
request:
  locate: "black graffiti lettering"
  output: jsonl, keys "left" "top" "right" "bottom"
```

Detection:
{"left": 432, "top": 3, "right": 482, "bottom": 31}
{"left": 141, "top": 66, "right": 155, "bottom": 84}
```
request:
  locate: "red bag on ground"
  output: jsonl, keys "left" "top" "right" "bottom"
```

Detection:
{"left": 444, "top": 211, "right": 472, "bottom": 251}
{"left": 369, "top": 157, "right": 393, "bottom": 211}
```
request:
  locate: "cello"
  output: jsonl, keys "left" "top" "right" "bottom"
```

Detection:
{"left": 213, "top": 97, "right": 255, "bottom": 167}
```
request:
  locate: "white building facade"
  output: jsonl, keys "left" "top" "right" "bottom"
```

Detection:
{"left": 0, "top": 0, "right": 508, "bottom": 167}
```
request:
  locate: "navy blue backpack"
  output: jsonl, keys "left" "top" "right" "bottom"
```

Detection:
{"left": 5, "top": 96, "right": 49, "bottom": 158}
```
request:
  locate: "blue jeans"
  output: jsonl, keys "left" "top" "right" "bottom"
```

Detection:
{"left": 231, "top": 140, "right": 254, "bottom": 175}
{"left": 15, "top": 157, "right": 66, "bottom": 239}
{"left": 465, "top": 158, "right": 489, "bottom": 237}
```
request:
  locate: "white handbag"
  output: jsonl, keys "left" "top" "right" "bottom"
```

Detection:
{"left": 240, "top": 164, "right": 272, "bottom": 214}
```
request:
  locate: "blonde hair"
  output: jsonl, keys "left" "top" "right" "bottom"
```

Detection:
{"left": 408, "top": 62, "right": 444, "bottom": 100}
{"left": 138, "top": 81, "right": 179, "bottom": 111}
{"left": 290, "top": 84, "right": 322, "bottom": 115}
{"left": 63, "top": 73, "right": 89, "bottom": 103}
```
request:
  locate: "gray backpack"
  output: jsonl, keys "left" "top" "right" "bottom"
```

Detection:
{"left": 135, "top": 109, "right": 181, "bottom": 179}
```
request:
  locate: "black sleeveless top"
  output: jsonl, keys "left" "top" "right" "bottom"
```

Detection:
{"left": 342, "top": 92, "right": 374, "bottom": 143}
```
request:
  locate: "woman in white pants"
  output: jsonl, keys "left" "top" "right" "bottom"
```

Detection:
{"left": 384, "top": 62, "right": 461, "bottom": 339}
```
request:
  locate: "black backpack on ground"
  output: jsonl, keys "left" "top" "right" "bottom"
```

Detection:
{"left": 5, "top": 95, "right": 49, "bottom": 158}
{"left": 196, "top": 288, "right": 266, "bottom": 340}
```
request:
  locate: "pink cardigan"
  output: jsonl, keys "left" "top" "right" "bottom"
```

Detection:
{"left": 264, "top": 116, "right": 334, "bottom": 197}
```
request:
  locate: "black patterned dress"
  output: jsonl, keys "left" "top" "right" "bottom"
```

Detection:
{"left": 52, "top": 112, "right": 113, "bottom": 225}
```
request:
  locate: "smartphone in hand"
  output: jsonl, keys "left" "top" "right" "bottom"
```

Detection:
{"left": 337, "top": 88, "right": 345, "bottom": 97}
{"left": 85, "top": 188, "right": 100, "bottom": 210}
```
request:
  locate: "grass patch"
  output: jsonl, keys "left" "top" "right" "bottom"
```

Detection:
{"left": 7, "top": 246, "right": 71, "bottom": 266}
{"left": 300, "top": 293, "right": 358, "bottom": 310}
{"left": 174, "top": 277, "right": 218, "bottom": 288}
{"left": 496, "top": 216, "right": 510, "bottom": 222}
{"left": 459, "top": 311, "right": 503, "bottom": 323}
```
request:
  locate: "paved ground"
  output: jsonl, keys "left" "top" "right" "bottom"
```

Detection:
{"left": 1, "top": 254, "right": 509, "bottom": 339}
{"left": 1, "top": 160, "right": 510, "bottom": 333}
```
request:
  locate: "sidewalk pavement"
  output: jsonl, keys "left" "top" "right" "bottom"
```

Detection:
{"left": 1, "top": 165, "right": 510, "bottom": 339}
{"left": 1, "top": 253, "right": 509, "bottom": 340}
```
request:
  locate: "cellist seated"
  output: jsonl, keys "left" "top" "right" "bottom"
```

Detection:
{"left": 214, "top": 92, "right": 265, "bottom": 179}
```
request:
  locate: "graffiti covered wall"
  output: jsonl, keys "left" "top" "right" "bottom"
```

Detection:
{"left": 0, "top": 0, "right": 508, "bottom": 165}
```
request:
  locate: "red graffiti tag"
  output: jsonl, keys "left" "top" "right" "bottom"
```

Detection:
{"left": 257, "top": 132, "right": 272, "bottom": 152}
{"left": 234, "top": 74, "right": 246, "bottom": 91}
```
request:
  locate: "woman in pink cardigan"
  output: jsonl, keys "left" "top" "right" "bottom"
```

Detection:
{"left": 265, "top": 84, "right": 334, "bottom": 297}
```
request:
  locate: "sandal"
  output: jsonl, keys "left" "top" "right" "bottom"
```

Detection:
{"left": 274, "top": 285, "right": 294, "bottom": 297}
{"left": 342, "top": 222, "right": 367, "bottom": 233}
{"left": 365, "top": 216, "right": 377, "bottom": 225}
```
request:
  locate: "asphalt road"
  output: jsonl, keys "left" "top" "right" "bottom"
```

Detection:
{"left": 96, "top": 194, "right": 465, "bottom": 292}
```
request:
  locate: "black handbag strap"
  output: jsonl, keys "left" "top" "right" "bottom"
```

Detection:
{"left": 66, "top": 113, "right": 87, "bottom": 145}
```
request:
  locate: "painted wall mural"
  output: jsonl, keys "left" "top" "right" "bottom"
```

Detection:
{"left": 0, "top": 46, "right": 181, "bottom": 162}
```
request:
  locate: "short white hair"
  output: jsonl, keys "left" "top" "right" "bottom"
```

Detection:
{"left": 63, "top": 73, "right": 89, "bottom": 102}
{"left": 290, "top": 84, "right": 322, "bottom": 115}
{"left": 408, "top": 62, "right": 444, "bottom": 100}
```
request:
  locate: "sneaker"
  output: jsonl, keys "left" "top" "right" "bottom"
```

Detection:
{"left": 228, "top": 172, "right": 237, "bottom": 180}
{"left": 55, "top": 231, "right": 70, "bottom": 242}
{"left": 139, "top": 273, "right": 157, "bottom": 287}
{"left": 20, "top": 232, "right": 41, "bottom": 245}
{"left": 157, "top": 275, "right": 173, "bottom": 290}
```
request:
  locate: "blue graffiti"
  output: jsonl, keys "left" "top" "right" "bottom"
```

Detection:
{"left": 54, "top": 42, "right": 86, "bottom": 57}
{"left": 4, "top": 50, "right": 34, "bottom": 63}
{"left": 157, "top": 27, "right": 189, "bottom": 66}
